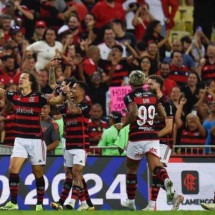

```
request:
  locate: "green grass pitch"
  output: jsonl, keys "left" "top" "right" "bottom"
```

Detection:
{"left": 0, "top": 211, "right": 213, "bottom": 215}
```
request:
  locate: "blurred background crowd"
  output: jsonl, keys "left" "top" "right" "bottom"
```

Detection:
{"left": 0, "top": 0, "right": 215, "bottom": 156}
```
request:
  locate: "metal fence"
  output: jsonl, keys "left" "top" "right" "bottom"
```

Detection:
{"left": 0, "top": 144, "right": 215, "bottom": 156}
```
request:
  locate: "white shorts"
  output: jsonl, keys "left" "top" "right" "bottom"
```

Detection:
{"left": 126, "top": 140, "right": 160, "bottom": 160}
{"left": 64, "top": 149, "right": 87, "bottom": 167}
{"left": 11, "top": 137, "right": 47, "bottom": 165}
{"left": 160, "top": 144, "right": 172, "bottom": 164}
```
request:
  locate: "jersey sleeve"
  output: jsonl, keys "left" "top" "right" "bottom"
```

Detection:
{"left": 124, "top": 93, "right": 133, "bottom": 108}
{"left": 77, "top": 102, "right": 90, "bottom": 116}
{"left": 163, "top": 102, "right": 174, "bottom": 118}
{"left": 39, "top": 94, "right": 49, "bottom": 107}
{"left": 6, "top": 91, "right": 15, "bottom": 102}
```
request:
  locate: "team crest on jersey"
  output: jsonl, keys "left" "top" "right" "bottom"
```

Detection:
{"left": 29, "top": 97, "right": 35, "bottom": 102}
{"left": 135, "top": 92, "right": 142, "bottom": 98}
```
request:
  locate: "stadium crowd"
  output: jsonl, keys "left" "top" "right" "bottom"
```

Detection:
{"left": 0, "top": 0, "right": 215, "bottom": 212}
{"left": 0, "top": 0, "right": 214, "bottom": 156}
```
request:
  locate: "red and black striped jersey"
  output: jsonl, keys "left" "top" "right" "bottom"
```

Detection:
{"left": 169, "top": 65, "right": 189, "bottom": 87}
{"left": 180, "top": 128, "right": 206, "bottom": 154}
{"left": 88, "top": 119, "right": 108, "bottom": 144}
{"left": 124, "top": 88, "right": 160, "bottom": 141}
{"left": 201, "top": 61, "right": 215, "bottom": 81}
{"left": 59, "top": 100, "right": 91, "bottom": 150}
{"left": 6, "top": 91, "right": 48, "bottom": 139}
{"left": 4, "top": 113, "right": 15, "bottom": 146}
{"left": 154, "top": 95, "right": 174, "bottom": 147}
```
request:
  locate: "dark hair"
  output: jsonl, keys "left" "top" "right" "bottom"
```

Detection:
{"left": 75, "top": 81, "right": 88, "bottom": 94}
{"left": 111, "top": 19, "right": 126, "bottom": 31}
{"left": 42, "top": 27, "right": 57, "bottom": 41}
{"left": 148, "top": 74, "right": 164, "bottom": 89}
{"left": 188, "top": 71, "right": 201, "bottom": 84}
{"left": 143, "top": 20, "right": 160, "bottom": 40}
{"left": 170, "top": 50, "right": 182, "bottom": 59}
{"left": 181, "top": 36, "right": 192, "bottom": 44}
{"left": 160, "top": 61, "right": 171, "bottom": 69}
{"left": 23, "top": 71, "right": 39, "bottom": 92}
{"left": 112, "top": 44, "right": 123, "bottom": 53}
{"left": 137, "top": 41, "right": 147, "bottom": 51}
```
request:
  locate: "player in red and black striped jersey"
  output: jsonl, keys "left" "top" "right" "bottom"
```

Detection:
{"left": 121, "top": 70, "right": 175, "bottom": 211}
{"left": 0, "top": 72, "right": 66, "bottom": 211}
{"left": 51, "top": 81, "right": 93, "bottom": 211}
{"left": 145, "top": 74, "right": 183, "bottom": 211}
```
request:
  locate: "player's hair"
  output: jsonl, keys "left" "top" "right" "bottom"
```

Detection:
{"left": 75, "top": 81, "right": 88, "bottom": 94}
{"left": 23, "top": 71, "right": 39, "bottom": 92}
{"left": 148, "top": 74, "right": 164, "bottom": 89}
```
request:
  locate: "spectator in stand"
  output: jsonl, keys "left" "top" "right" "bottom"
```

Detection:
{"left": 98, "top": 111, "right": 122, "bottom": 156}
{"left": 145, "top": 0, "right": 178, "bottom": 34}
{"left": 178, "top": 113, "right": 206, "bottom": 155}
{"left": 37, "top": 69, "right": 53, "bottom": 94}
{"left": 157, "top": 62, "right": 177, "bottom": 97}
{"left": 26, "top": 27, "right": 63, "bottom": 71}
{"left": 1, "top": 14, "right": 12, "bottom": 41}
{"left": 202, "top": 101, "right": 215, "bottom": 154}
{"left": 92, "top": 0, "right": 125, "bottom": 30}
{"left": 58, "top": 14, "right": 81, "bottom": 45}
{"left": 98, "top": 26, "right": 126, "bottom": 60}
{"left": 160, "top": 0, "right": 178, "bottom": 30}
{"left": 88, "top": 103, "right": 108, "bottom": 155}
{"left": 64, "top": 0, "right": 88, "bottom": 22}
{"left": 163, "top": 39, "right": 196, "bottom": 71}
{"left": 0, "top": 100, "right": 15, "bottom": 146}
{"left": 143, "top": 20, "right": 171, "bottom": 61}
{"left": 30, "top": 21, "right": 47, "bottom": 43}
{"left": 132, "top": 2, "right": 154, "bottom": 42}
{"left": 185, "top": 28, "right": 209, "bottom": 66}
{"left": 145, "top": 40, "right": 159, "bottom": 74}
{"left": 82, "top": 0, "right": 96, "bottom": 12}
{"left": 122, "top": 0, "right": 138, "bottom": 33}
{"left": 197, "top": 44, "right": 215, "bottom": 82}
{"left": 40, "top": 104, "right": 60, "bottom": 155}
{"left": 138, "top": 56, "right": 151, "bottom": 79}
{"left": 88, "top": 71, "right": 108, "bottom": 115}
{"left": 168, "top": 51, "right": 189, "bottom": 88}
{"left": 102, "top": 44, "right": 131, "bottom": 86}
{"left": 81, "top": 13, "right": 101, "bottom": 45}
{"left": 0, "top": 55, "right": 16, "bottom": 86}
{"left": 181, "top": 71, "right": 201, "bottom": 114}
{"left": 82, "top": 45, "right": 100, "bottom": 84}
{"left": 111, "top": 19, "right": 137, "bottom": 51}
{"left": 39, "top": 0, "right": 70, "bottom": 29}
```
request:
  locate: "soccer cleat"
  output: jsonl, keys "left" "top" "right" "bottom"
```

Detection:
{"left": 165, "top": 179, "right": 174, "bottom": 203}
{"left": 77, "top": 203, "right": 89, "bottom": 211}
{"left": 141, "top": 204, "right": 155, "bottom": 211}
{"left": 201, "top": 203, "right": 215, "bottom": 211}
{"left": 65, "top": 202, "right": 74, "bottom": 210}
{"left": 121, "top": 199, "right": 136, "bottom": 211}
{"left": 88, "top": 206, "right": 95, "bottom": 210}
{"left": 50, "top": 202, "right": 63, "bottom": 210}
{"left": 35, "top": 204, "right": 43, "bottom": 211}
{"left": 171, "top": 195, "right": 184, "bottom": 210}
{"left": 0, "top": 201, "right": 18, "bottom": 210}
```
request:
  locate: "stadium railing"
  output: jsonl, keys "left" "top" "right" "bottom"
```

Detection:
{"left": 1, "top": 145, "right": 215, "bottom": 156}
